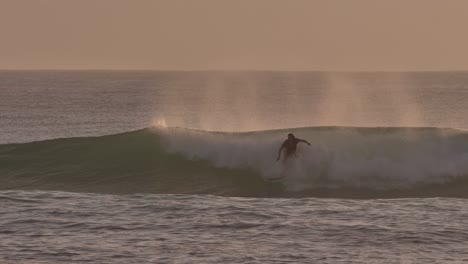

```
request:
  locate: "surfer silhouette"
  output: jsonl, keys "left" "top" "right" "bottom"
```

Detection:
{"left": 276, "top": 133, "right": 311, "bottom": 162}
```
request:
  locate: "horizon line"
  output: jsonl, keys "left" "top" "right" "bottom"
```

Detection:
{"left": 2, "top": 69, "right": 468, "bottom": 73}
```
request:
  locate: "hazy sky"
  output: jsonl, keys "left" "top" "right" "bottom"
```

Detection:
{"left": 2, "top": 0, "right": 468, "bottom": 70}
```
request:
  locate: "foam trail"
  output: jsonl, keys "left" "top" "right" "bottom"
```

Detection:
{"left": 161, "top": 126, "right": 468, "bottom": 191}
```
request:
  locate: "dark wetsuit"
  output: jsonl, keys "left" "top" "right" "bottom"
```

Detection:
{"left": 277, "top": 137, "right": 310, "bottom": 161}
{"left": 282, "top": 138, "right": 300, "bottom": 157}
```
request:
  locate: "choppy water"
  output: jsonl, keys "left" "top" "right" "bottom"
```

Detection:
{"left": 2, "top": 71, "right": 468, "bottom": 263}
{"left": 2, "top": 191, "right": 468, "bottom": 263}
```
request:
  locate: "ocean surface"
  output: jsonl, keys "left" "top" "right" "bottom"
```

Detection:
{"left": 1, "top": 71, "right": 468, "bottom": 263}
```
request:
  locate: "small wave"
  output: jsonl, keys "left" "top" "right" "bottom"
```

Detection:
{"left": 1, "top": 126, "right": 468, "bottom": 198}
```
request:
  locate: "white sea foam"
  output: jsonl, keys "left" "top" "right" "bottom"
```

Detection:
{"left": 158, "top": 126, "right": 468, "bottom": 191}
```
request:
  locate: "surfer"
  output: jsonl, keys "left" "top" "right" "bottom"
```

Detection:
{"left": 276, "top": 133, "right": 311, "bottom": 162}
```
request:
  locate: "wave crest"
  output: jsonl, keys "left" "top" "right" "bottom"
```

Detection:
{"left": 2, "top": 126, "right": 468, "bottom": 198}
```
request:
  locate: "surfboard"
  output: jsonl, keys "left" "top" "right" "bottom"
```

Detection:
{"left": 264, "top": 161, "right": 289, "bottom": 181}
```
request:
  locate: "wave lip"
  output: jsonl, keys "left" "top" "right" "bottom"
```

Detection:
{"left": 1, "top": 126, "right": 468, "bottom": 198}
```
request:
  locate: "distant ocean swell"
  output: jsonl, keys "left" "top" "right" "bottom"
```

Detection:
{"left": 1, "top": 126, "right": 468, "bottom": 198}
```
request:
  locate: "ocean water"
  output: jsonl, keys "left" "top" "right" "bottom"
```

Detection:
{"left": 1, "top": 71, "right": 468, "bottom": 263}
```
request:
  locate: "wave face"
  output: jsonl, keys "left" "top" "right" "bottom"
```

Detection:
{"left": 2, "top": 126, "right": 468, "bottom": 198}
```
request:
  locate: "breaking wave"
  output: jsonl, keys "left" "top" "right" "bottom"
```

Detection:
{"left": 1, "top": 126, "right": 468, "bottom": 198}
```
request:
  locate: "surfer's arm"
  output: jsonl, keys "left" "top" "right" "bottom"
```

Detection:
{"left": 298, "top": 138, "right": 311, "bottom": 146}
